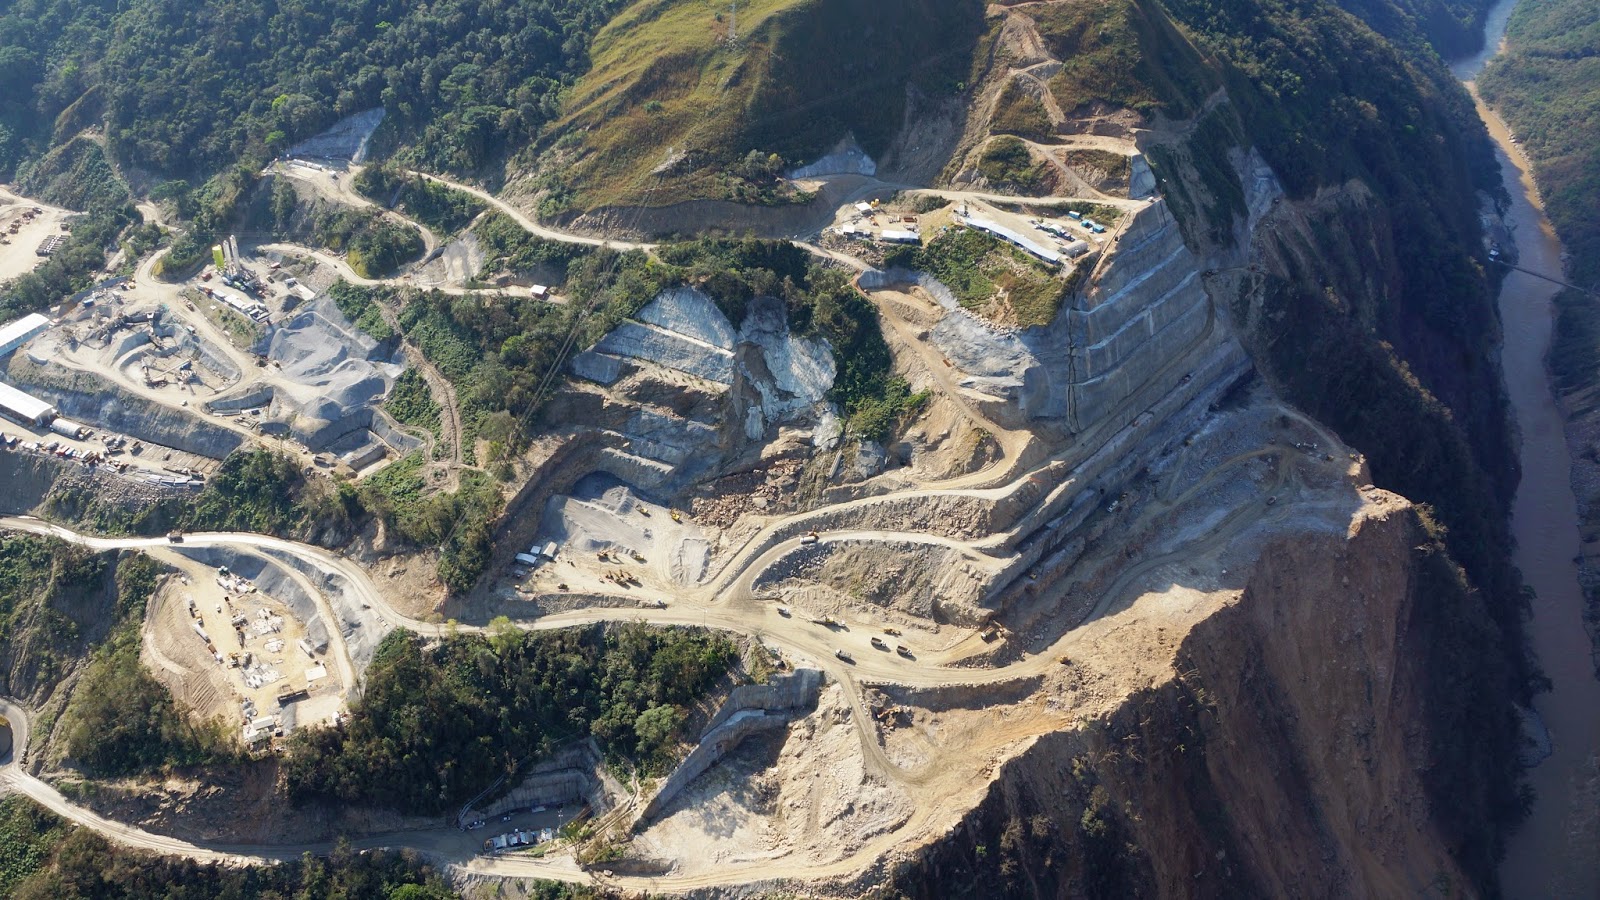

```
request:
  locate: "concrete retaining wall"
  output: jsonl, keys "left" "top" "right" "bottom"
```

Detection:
{"left": 594, "top": 448, "right": 674, "bottom": 491}
{"left": 633, "top": 668, "right": 822, "bottom": 827}
{"left": 368, "top": 408, "right": 423, "bottom": 454}
{"left": 205, "top": 387, "right": 275, "bottom": 414}
{"left": 465, "top": 741, "right": 606, "bottom": 822}
{"left": 570, "top": 350, "right": 626, "bottom": 386}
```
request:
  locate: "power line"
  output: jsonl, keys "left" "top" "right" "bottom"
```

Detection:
{"left": 428, "top": 165, "right": 667, "bottom": 559}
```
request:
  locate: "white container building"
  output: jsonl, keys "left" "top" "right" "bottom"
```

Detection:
{"left": 48, "top": 417, "right": 87, "bottom": 439}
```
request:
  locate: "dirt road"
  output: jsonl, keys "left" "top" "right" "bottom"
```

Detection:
{"left": 0, "top": 143, "right": 1276, "bottom": 893}
{"left": 0, "top": 189, "right": 72, "bottom": 284}
{"left": 408, "top": 171, "right": 658, "bottom": 253}
{"left": 274, "top": 162, "right": 438, "bottom": 258}
{"left": 0, "top": 411, "right": 1317, "bottom": 889}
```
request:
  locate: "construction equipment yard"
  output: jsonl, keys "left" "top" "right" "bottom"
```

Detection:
{"left": 0, "top": 188, "right": 73, "bottom": 283}
{"left": 141, "top": 553, "right": 348, "bottom": 750}
{"left": 0, "top": 234, "right": 425, "bottom": 477}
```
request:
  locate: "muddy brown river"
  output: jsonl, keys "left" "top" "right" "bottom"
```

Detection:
{"left": 1454, "top": 2, "right": 1600, "bottom": 895}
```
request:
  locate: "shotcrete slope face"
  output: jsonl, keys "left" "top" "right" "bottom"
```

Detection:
{"left": 919, "top": 201, "right": 1218, "bottom": 431}
{"left": 570, "top": 286, "right": 838, "bottom": 482}
{"left": 257, "top": 297, "right": 401, "bottom": 443}
{"left": 287, "top": 108, "right": 386, "bottom": 162}
{"left": 738, "top": 297, "right": 836, "bottom": 439}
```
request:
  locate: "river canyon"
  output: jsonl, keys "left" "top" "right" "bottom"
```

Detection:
{"left": 1457, "top": 3, "right": 1600, "bottom": 894}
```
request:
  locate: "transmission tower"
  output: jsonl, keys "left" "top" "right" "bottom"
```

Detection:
{"left": 728, "top": 1, "right": 737, "bottom": 44}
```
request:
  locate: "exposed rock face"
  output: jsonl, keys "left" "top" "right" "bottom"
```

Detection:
{"left": 567, "top": 287, "right": 836, "bottom": 490}
{"left": 287, "top": 108, "right": 386, "bottom": 162}
{"left": 890, "top": 493, "right": 1512, "bottom": 898}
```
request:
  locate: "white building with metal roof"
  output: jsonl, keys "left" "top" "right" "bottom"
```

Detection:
{"left": 0, "top": 313, "right": 50, "bottom": 359}
{"left": 0, "top": 381, "right": 56, "bottom": 427}
{"left": 964, "top": 216, "right": 1062, "bottom": 266}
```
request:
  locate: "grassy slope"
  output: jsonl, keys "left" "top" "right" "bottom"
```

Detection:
{"left": 1024, "top": 0, "right": 1215, "bottom": 118}
{"left": 911, "top": 226, "right": 1065, "bottom": 327}
{"left": 552, "top": 0, "right": 983, "bottom": 209}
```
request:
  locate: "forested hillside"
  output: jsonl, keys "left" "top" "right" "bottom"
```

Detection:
{"left": 0, "top": 0, "right": 627, "bottom": 182}
{"left": 1336, "top": 0, "right": 1493, "bottom": 55}
{"left": 283, "top": 624, "right": 736, "bottom": 814}
{"left": 1481, "top": 0, "right": 1600, "bottom": 294}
